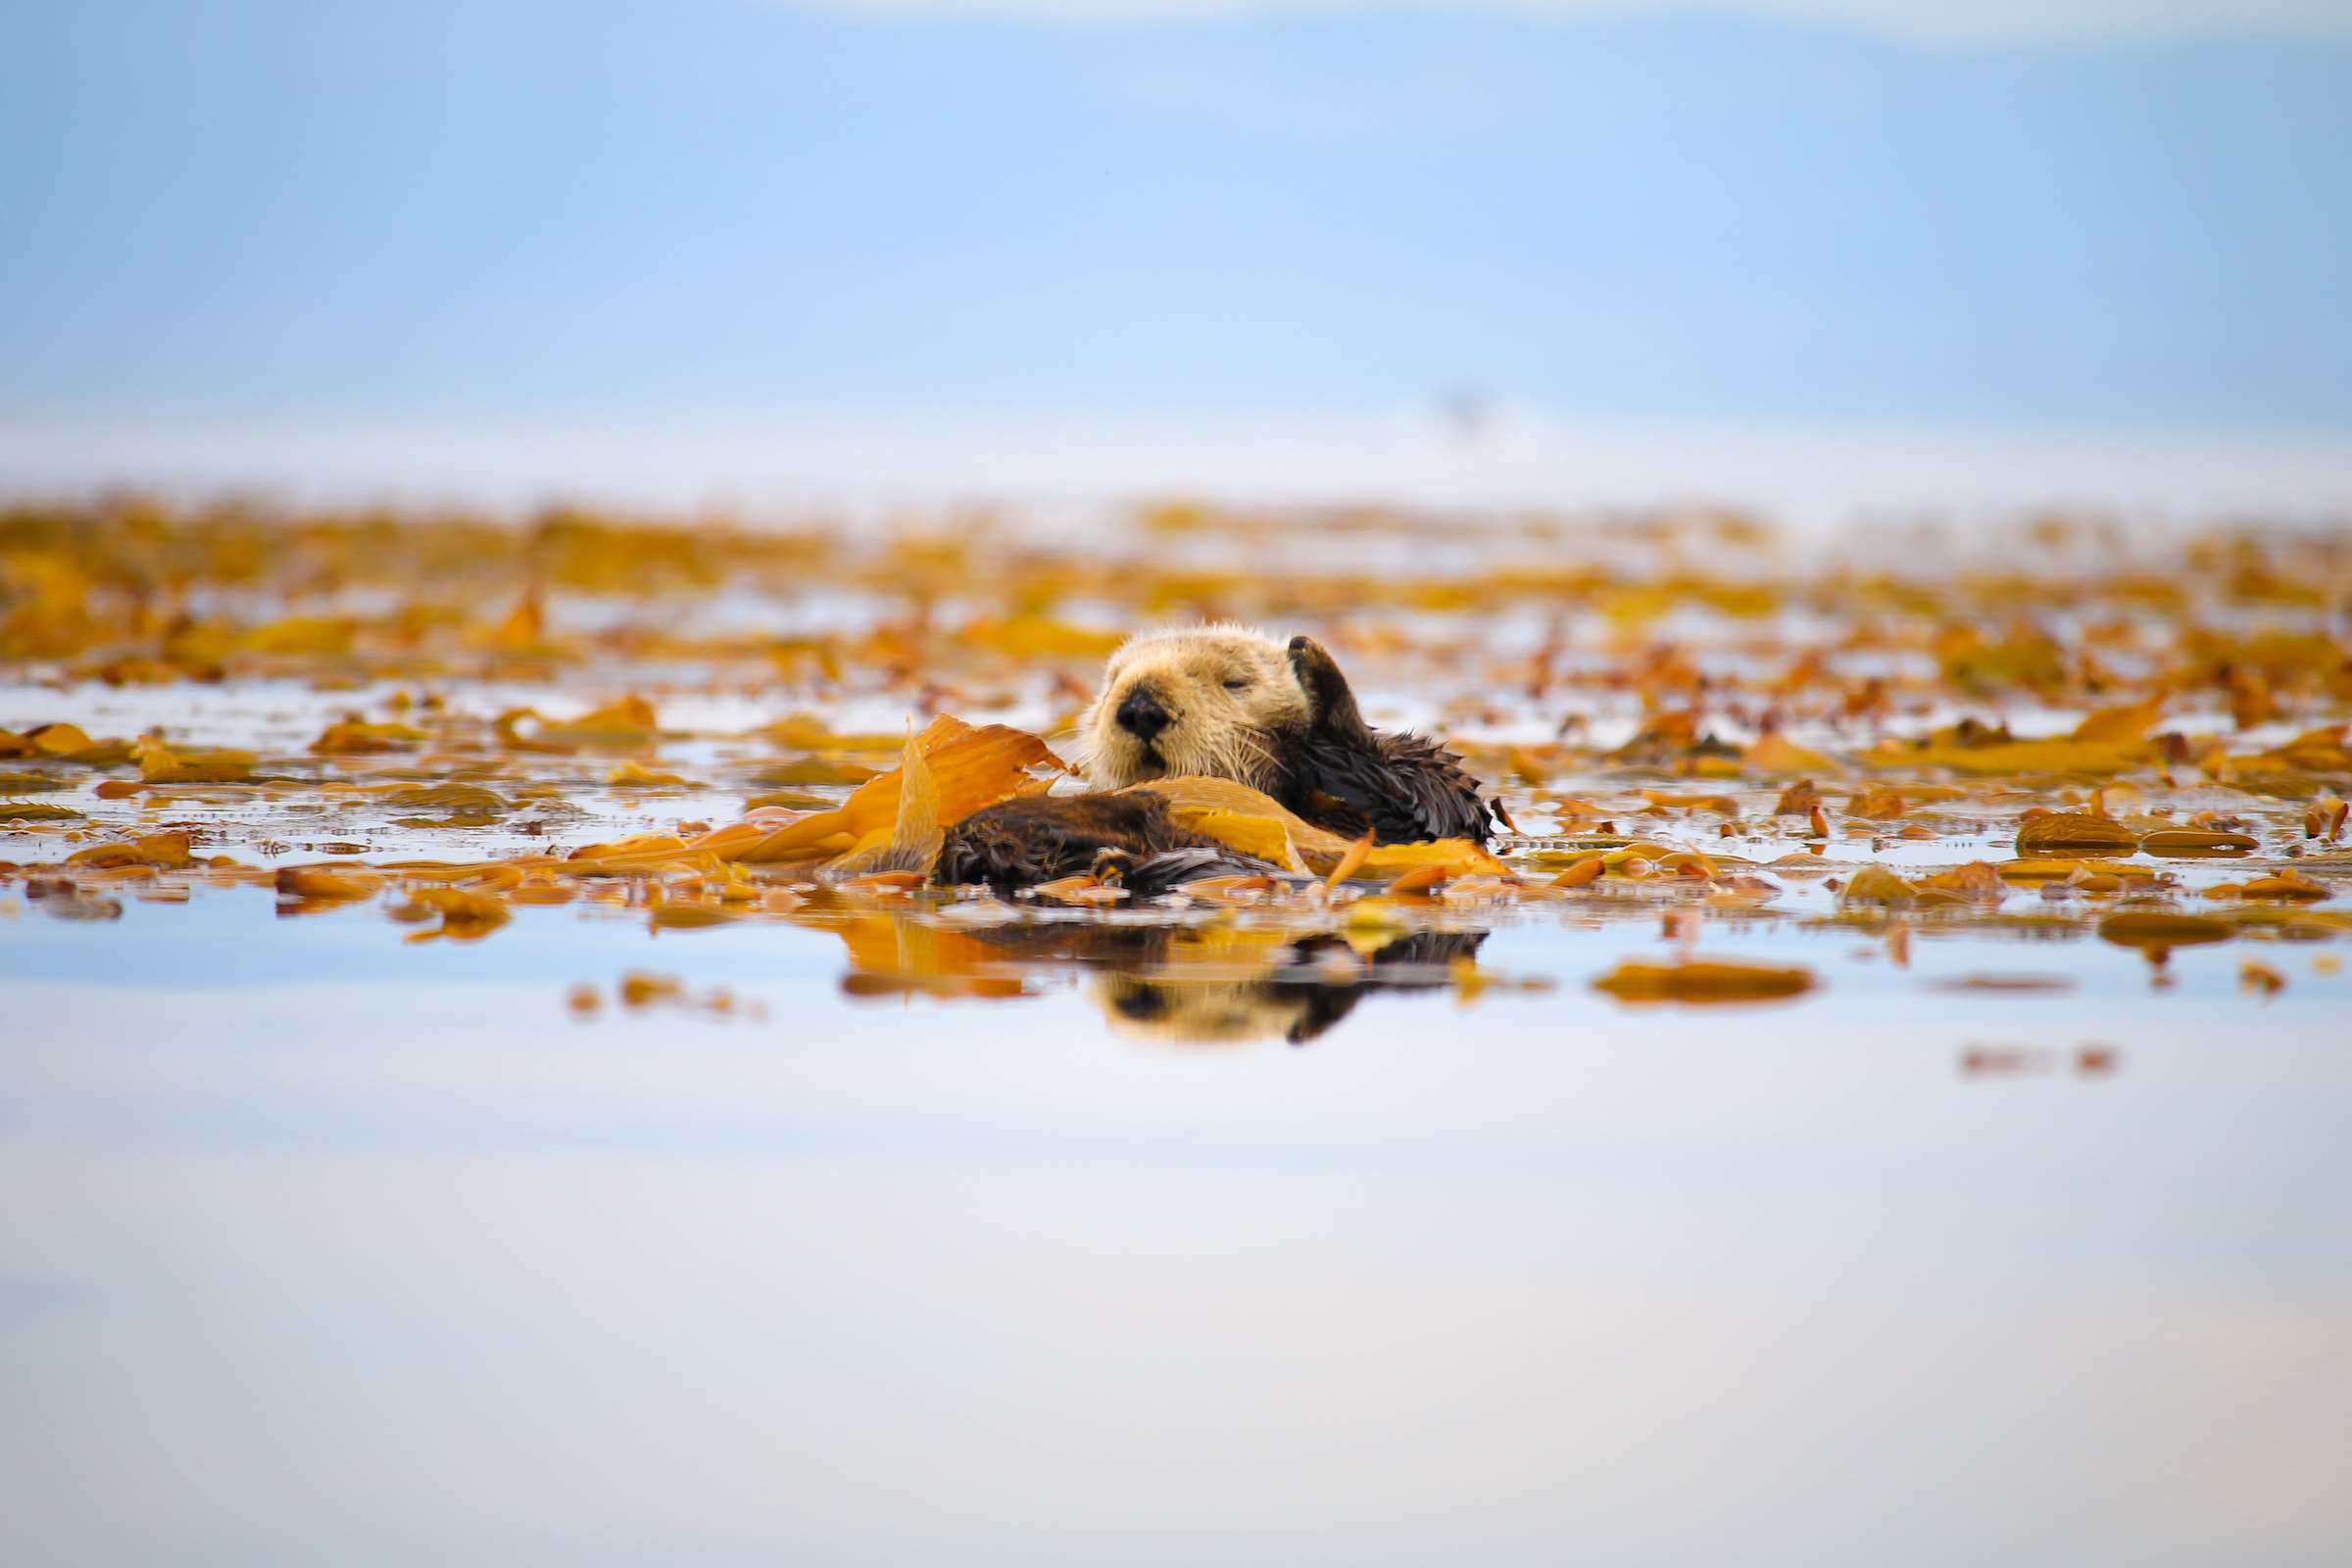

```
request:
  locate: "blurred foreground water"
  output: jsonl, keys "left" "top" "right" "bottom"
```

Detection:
{"left": 3, "top": 891, "right": 2348, "bottom": 1563}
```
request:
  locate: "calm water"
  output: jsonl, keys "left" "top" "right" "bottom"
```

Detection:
{"left": 4, "top": 501, "right": 2350, "bottom": 1564}
{"left": 3, "top": 882, "right": 2347, "bottom": 1564}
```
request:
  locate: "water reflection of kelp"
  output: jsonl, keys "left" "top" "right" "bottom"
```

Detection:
{"left": 809, "top": 903, "right": 1486, "bottom": 1045}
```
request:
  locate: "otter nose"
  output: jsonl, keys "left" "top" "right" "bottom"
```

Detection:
{"left": 1115, "top": 685, "right": 1172, "bottom": 743}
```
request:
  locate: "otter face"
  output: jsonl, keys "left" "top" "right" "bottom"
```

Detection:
{"left": 1081, "top": 626, "right": 1311, "bottom": 790}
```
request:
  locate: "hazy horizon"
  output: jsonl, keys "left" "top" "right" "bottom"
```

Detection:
{"left": 7, "top": 410, "right": 2352, "bottom": 526}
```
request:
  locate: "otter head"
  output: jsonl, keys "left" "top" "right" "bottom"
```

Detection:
{"left": 1081, "top": 625, "right": 1316, "bottom": 789}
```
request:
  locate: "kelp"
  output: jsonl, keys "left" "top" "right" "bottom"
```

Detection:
{"left": 1, "top": 498, "right": 2344, "bottom": 1029}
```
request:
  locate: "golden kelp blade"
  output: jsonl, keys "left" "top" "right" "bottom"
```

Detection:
{"left": 728, "top": 715, "right": 1064, "bottom": 865}
{"left": 274, "top": 865, "right": 383, "bottom": 900}
{"left": 1838, "top": 865, "right": 1916, "bottom": 907}
{"left": 837, "top": 870, "right": 927, "bottom": 895}
{"left": 760, "top": 713, "right": 908, "bottom": 752}
{"left": 495, "top": 696, "right": 660, "bottom": 752}
{"left": 1164, "top": 807, "right": 1309, "bottom": 872}
{"left": 1916, "top": 861, "right": 2005, "bottom": 900}
{"left": 1130, "top": 775, "right": 1357, "bottom": 864}
{"left": 401, "top": 886, "right": 512, "bottom": 936}
{"left": 958, "top": 613, "right": 1125, "bottom": 660}
{"left": 1644, "top": 790, "right": 1740, "bottom": 814}
{"left": 311, "top": 717, "right": 430, "bottom": 754}
{"left": 480, "top": 591, "right": 545, "bottom": 651}
{"left": 1548, "top": 855, "right": 1604, "bottom": 890}
{"left": 2139, "top": 828, "right": 2258, "bottom": 856}
{"left": 1127, "top": 776, "right": 1505, "bottom": 877}
{"left": 1177, "top": 874, "right": 1279, "bottom": 906}
{"left": 828, "top": 728, "right": 949, "bottom": 876}
{"left": 376, "top": 782, "right": 512, "bottom": 814}
{"left": 1029, "top": 873, "right": 1127, "bottom": 905}
{"left": 2230, "top": 874, "right": 2330, "bottom": 903}
{"left": 0, "top": 801, "right": 82, "bottom": 821}
{"left": 2070, "top": 697, "right": 2166, "bottom": 744}
{"left": 1865, "top": 738, "right": 2147, "bottom": 776}
{"left": 2014, "top": 812, "right": 2139, "bottom": 855}
{"left": 2096, "top": 911, "right": 2233, "bottom": 948}
{"left": 8, "top": 721, "right": 124, "bottom": 761}
{"left": 1996, "top": 858, "right": 2165, "bottom": 884}
{"left": 1360, "top": 839, "right": 1508, "bottom": 879}
{"left": 68, "top": 832, "right": 195, "bottom": 869}
{"left": 1742, "top": 732, "right": 1838, "bottom": 774}
{"left": 1323, "top": 830, "right": 1374, "bottom": 891}
{"left": 607, "top": 760, "right": 691, "bottom": 788}
{"left": 648, "top": 903, "right": 741, "bottom": 929}
{"left": 559, "top": 835, "right": 699, "bottom": 875}
{"left": 237, "top": 615, "right": 353, "bottom": 656}
{"left": 136, "top": 737, "right": 255, "bottom": 784}
{"left": 1592, "top": 958, "right": 1817, "bottom": 1004}
{"left": 382, "top": 860, "right": 525, "bottom": 889}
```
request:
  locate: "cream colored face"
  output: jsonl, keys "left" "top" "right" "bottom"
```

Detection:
{"left": 1080, "top": 627, "right": 1311, "bottom": 789}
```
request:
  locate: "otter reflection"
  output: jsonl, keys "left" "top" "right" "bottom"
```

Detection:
{"left": 962, "top": 920, "right": 1488, "bottom": 1046}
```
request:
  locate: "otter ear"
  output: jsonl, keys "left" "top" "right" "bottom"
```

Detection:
{"left": 1286, "top": 635, "right": 1369, "bottom": 735}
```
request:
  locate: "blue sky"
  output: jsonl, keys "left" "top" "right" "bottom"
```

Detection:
{"left": 4, "top": 1, "right": 2348, "bottom": 431}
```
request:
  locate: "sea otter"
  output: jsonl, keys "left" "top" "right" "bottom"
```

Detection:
{"left": 938, "top": 627, "right": 1493, "bottom": 891}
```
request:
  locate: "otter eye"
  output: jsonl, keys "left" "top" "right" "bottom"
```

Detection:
{"left": 1222, "top": 675, "right": 1250, "bottom": 691}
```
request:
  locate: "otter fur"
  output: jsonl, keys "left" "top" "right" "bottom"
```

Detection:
{"left": 936, "top": 792, "right": 1265, "bottom": 894}
{"left": 1079, "top": 626, "right": 1491, "bottom": 845}
{"left": 938, "top": 627, "right": 1493, "bottom": 891}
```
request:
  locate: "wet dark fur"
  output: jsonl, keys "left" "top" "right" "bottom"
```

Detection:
{"left": 1271, "top": 635, "right": 1492, "bottom": 845}
{"left": 940, "top": 636, "right": 1492, "bottom": 893}
{"left": 937, "top": 792, "right": 1256, "bottom": 893}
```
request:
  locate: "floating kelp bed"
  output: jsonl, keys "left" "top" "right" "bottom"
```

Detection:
{"left": 2, "top": 499, "right": 2348, "bottom": 1044}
